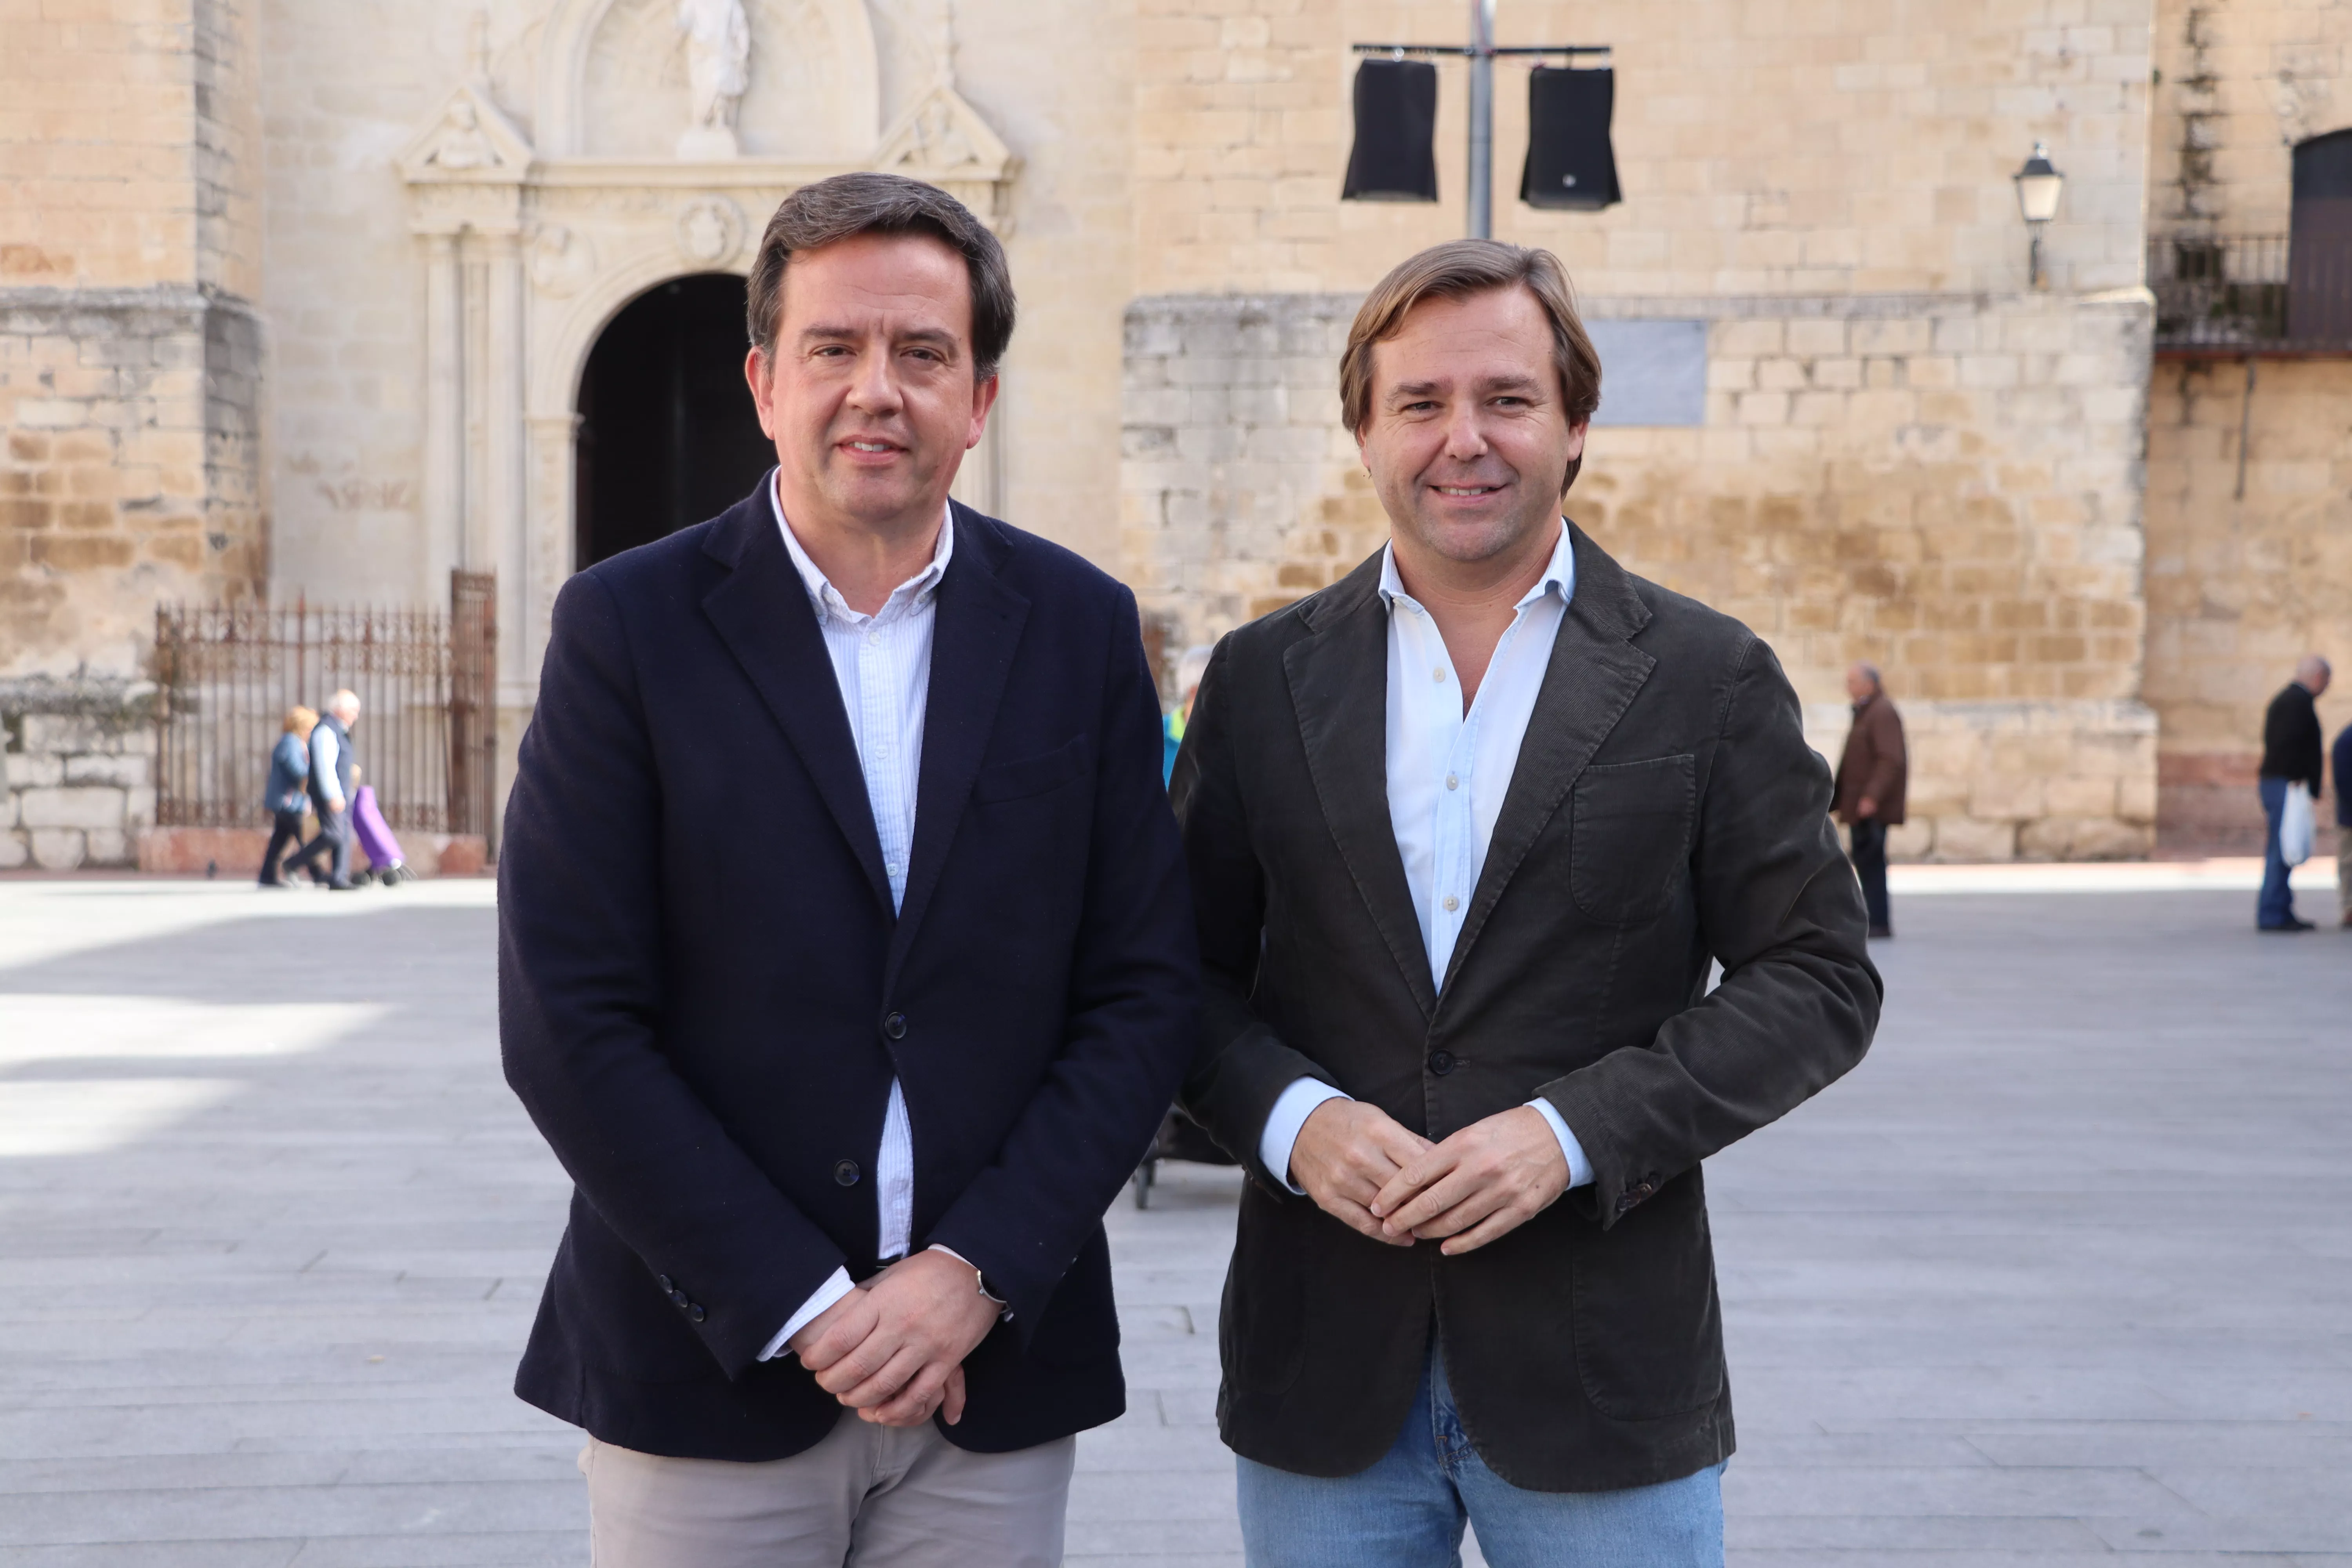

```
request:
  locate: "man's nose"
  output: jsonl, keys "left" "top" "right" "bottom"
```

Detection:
{"left": 846, "top": 347, "right": 902, "bottom": 412}
{"left": 1441, "top": 405, "right": 1489, "bottom": 460}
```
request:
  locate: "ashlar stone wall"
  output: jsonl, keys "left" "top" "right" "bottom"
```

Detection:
{"left": 0, "top": 291, "right": 262, "bottom": 679}
{"left": 0, "top": 677, "right": 157, "bottom": 870}
{"left": 0, "top": 0, "right": 266, "bottom": 680}
{"left": 2144, "top": 358, "right": 2352, "bottom": 849}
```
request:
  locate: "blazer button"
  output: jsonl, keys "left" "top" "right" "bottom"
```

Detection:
{"left": 656, "top": 1274, "right": 674, "bottom": 1293}
{"left": 688, "top": 1304, "right": 706, "bottom": 1324}
{"left": 1426, "top": 1049, "right": 1455, "bottom": 1076}
{"left": 882, "top": 1011, "right": 907, "bottom": 1041}
{"left": 669, "top": 1288, "right": 688, "bottom": 1306}
{"left": 834, "top": 1159, "right": 861, "bottom": 1187}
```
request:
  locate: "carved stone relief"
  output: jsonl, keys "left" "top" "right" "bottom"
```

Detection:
{"left": 674, "top": 197, "right": 747, "bottom": 266}
{"left": 528, "top": 225, "right": 596, "bottom": 297}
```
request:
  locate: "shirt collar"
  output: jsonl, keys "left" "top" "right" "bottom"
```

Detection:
{"left": 771, "top": 471, "right": 955, "bottom": 622}
{"left": 1377, "top": 517, "right": 1576, "bottom": 614}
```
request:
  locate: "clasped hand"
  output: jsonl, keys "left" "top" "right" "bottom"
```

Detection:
{"left": 1288, "top": 1098, "right": 1568, "bottom": 1256}
{"left": 786, "top": 1249, "right": 1000, "bottom": 1428}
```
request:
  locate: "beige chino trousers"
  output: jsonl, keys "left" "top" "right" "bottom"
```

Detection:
{"left": 581, "top": 1417, "right": 1075, "bottom": 1568}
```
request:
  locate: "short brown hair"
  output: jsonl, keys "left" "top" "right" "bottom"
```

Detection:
{"left": 746, "top": 172, "right": 1016, "bottom": 382}
{"left": 1340, "top": 239, "right": 1602, "bottom": 490}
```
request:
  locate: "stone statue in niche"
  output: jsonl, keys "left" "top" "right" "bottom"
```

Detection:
{"left": 674, "top": 0, "right": 750, "bottom": 160}
{"left": 424, "top": 100, "right": 501, "bottom": 170}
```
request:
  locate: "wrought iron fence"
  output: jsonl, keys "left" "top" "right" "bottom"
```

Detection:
{"left": 2149, "top": 230, "right": 2352, "bottom": 350}
{"left": 153, "top": 572, "right": 496, "bottom": 837}
{"left": 2149, "top": 234, "right": 2290, "bottom": 349}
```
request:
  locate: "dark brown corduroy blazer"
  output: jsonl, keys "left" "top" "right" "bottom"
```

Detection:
{"left": 1832, "top": 692, "right": 1907, "bottom": 826}
{"left": 1171, "top": 528, "right": 1881, "bottom": 1493}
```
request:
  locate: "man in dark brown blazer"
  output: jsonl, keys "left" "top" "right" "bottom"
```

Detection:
{"left": 1171, "top": 240, "right": 1881, "bottom": 1568}
{"left": 1833, "top": 662, "right": 1907, "bottom": 940}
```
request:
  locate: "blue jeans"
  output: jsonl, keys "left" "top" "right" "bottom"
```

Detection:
{"left": 1236, "top": 1350, "right": 1724, "bottom": 1568}
{"left": 2258, "top": 776, "right": 2297, "bottom": 928}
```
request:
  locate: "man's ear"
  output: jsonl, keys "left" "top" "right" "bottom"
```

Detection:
{"left": 967, "top": 371, "right": 1001, "bottom": 452}
{"left": 744, "top": 347, "right": 775, "bottom": 439}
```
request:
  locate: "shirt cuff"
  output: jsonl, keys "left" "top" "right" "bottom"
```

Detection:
{"left": 759, "top": 1266, "right": 855, "bottom": 1362}
{"left": 1260, "top": 1078, "right": 1351, "bottom": 1196}
{"left": 1526, "top": 1098, "right": 1595, "bottom": 1190}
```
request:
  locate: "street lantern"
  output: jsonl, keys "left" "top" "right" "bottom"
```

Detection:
{"left": 2013, "top": 141, "right": 2064, "bottom": 289}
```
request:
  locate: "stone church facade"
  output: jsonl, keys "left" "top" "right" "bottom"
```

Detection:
{"left": 2, "top": 0, "right": 2346, "bottom": 868}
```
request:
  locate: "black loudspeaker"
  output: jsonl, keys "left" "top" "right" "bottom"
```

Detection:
{"left": 1521, "top": 65, "right": 1621, "bottom": 211}
{"left": 1342, "top": 58, "right": 1439, "bottom": 203}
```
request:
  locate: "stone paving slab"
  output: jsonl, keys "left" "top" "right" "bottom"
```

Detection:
{"left": 0, "top": 878, "right": 2346, "bottom": 1565}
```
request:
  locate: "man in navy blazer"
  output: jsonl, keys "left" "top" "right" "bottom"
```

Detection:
{"left": 499, "top": 174, "right": 1198, "bottom": 1564}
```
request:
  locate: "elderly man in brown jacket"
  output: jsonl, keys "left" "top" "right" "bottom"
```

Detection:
{"left": 1834, "top": 662, "right": 1906, "bottom": 938}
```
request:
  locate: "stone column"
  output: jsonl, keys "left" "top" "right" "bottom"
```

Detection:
{"left": 524, "top": 412, "right": 580, "bottom": 704}
{"left": 421, "top": 231, "right": 465, "bottom": 598}
{"left": 484, "top": 231, "right": 528, "bottom": 700}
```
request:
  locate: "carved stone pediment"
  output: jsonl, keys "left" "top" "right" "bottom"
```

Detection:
{"left": 874, "top": 84, "right": 1013, "bottom": 184}
{"left": 399, "top": 84, "right": 536, "bottom": 185}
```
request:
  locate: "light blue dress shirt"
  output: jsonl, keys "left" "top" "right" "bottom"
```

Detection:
{"left": 759, "top": 481, "right": 961, "bottom": 1361}
{"left": 1258, "top": 521, "right": 1595, "bottom": 1194}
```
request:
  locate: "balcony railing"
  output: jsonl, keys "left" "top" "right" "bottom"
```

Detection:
{"left": 2149, "top": 232, "right": 2352, "bottom": 352}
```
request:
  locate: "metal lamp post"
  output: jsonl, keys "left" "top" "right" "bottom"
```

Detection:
{"left": 1466, "top": 0, "right": 1495, "bottom": 238}
{"left": 2013, "top": 141, "right": 2065, "bottom": 289}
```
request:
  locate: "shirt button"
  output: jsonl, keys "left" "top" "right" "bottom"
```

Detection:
{"left": 1445, "top": 773, "right": 1459, "bottom": 791}
{"left": 1442, "top": 895, "right": 1459, "bottom": 913}
{"left": 834, "top": 1159, "right": 862, "bottom": 1187}
{"left": 1427, "top": 1049, "right": 1456, "bottom": 1076}
{"left": 1432, "top": 667, "right": 1446, "bottom": 682}
{"left": 882, "top": 1011, "right": 907, "bottom": 1040}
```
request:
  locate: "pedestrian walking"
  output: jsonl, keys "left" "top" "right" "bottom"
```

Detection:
{"left": 2333, "top": 716, "right": 2352, "bottom": 929}
{"left": 283, "top": 689, "right": 362, "bottom": 891}
{"left": 498, "top": 173, "right": 1197, "bottom": 1568}
{"left": 257, "top": 706, "right": 317, "bottom": 888}
{"left": 1171, "top": 239, "right": 1881, "bottom": 1568}
{"left": 2256, "top": 655, "right": 2330, "bottom": 931}
{"left": 1833, "top": 662, "right": 1907, "bottom": 940}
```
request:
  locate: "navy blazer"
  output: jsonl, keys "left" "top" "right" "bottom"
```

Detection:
{"left": 499, "top": 481, "right": 1199, "bottom": 1461}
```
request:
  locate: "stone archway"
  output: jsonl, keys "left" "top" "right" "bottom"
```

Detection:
{"left": 574, "top": 272, "right": 774, "bottom": 567}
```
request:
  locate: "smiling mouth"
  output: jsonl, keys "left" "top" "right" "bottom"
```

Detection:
{"left": 1432, "top": 483, "right": 1505, "bottom": 497}
{"left": 842, "top": 439, "right": 901, "bottom": 455}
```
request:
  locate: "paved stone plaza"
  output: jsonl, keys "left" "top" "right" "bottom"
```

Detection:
{"left": 0, "top": 872, "right": 2346, "bottom": 1566}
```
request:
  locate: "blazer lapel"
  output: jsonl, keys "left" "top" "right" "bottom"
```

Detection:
{"left": 1439, "top": 524, "right": 1657, "bottom": 996}
{"left": 699, "top": 483, "right": 893, "bottom": 914}
{"left": 886, "top": 506, "right": 1030, "bottom": 985}
{"left": 1283, "top": 553, "right": 1438, "bottom": 1021}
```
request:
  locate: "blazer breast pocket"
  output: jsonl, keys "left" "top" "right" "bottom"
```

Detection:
{"left": 1568, "top": 753, "right": 1697, "bottom": 925}
{"left": 971, "top": 735, "right": 1091, "bottom": 804}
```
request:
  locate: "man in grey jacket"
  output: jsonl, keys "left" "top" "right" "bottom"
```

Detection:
{"left": 285, "top": 689, "right": 361, "bottom": 891}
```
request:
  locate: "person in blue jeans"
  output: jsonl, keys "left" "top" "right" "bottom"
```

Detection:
{"left": 257, "top": 706, "right": 317, "bottom": 887}
{"left": 1175, "top": 242, "right": 1878, "bottom": 1568}
{"left": 2256, "top": 656, "right": 2329, "bottom": 931}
